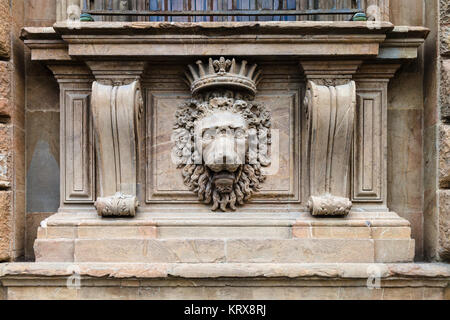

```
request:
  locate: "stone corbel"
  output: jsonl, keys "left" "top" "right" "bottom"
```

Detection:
{"left": 89, "top": 61, "right": 145, "bottom": 217}
{"left": 91, "top": 80, "right": 143, "bottom": 217}
{"left": 300, "top": 61, "right": 361, "bottom": 216}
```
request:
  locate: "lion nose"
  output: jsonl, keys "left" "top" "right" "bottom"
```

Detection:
{"left": 205, "top": 136, "right": 241, "bottom": 172}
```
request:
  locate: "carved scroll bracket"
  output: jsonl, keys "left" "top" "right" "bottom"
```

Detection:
{"left": 300, "top": 60, "right": 361, "bottom": 217}
{"left": 304, "top": 80, "right": 356, "bottom": 216}
{"left": 91, "top": 79, "right": 143, "bottom": 217}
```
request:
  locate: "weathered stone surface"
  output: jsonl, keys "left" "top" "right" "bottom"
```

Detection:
{"left": 374, "top": 240, "right": 415, "bottom": 263}
{"left": 34, "top": 239, "right": 74, "bottom": 262}
{"left": 25, "top": 212, "right": 53, "bottom": 261}
{"left": 292, "top": 226, "right": 411, "bottom": 240}
{"left": 2, "top": 285, "right": 447, "bottom": 300}
{"left": 0, "top": 285, "right": 5, "bottom": 300}
{"left": 440, "top": 0, "right": 450, "bottom": 56}
{"left": 388, "top": 109, "right": 423, "bottom": 212}
{"left": 439, "top": 124, "right": 450, "bottom": 188}
{"left": 0, "top": 123, "right": 12, "bottom": 188}
{"left": 438, "top": 190, "right": 450, "bottom": 261}
{"left": 441, "top": 59, "right": 450, "bottom": 121}
{"left": 226, "top": 239, "right": 375, "bottom": 263}
{"left": 2, "top": 262, "right": 450, "bottom": 280}
{"left": 91, "top": 80, "right": 142, "bottom": 216}
{"left": 0, "top": 61, "right": 11, "bottom": 118}
{"left": 0, "top": 191, "right": 11, "bottom": 261}
{"left": 302, "top": 79, "right": 356, "bottom": 216}
{"left": 74, "top": 239, "right": 226, "bottom": 263}
{"left": 0, "top": 262, "right": 449, "bottom": 300}
{"left": 0, "top": 0, "right": 10, "bottom": 59}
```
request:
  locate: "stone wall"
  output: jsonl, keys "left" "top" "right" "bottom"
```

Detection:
{"left": 423, "top": 0, "right": 450, "bottom": 262}
{"left": 438, "top": 0, "right": 450, "bottom": 261}
{"left": 0, "top": 0, "right": 26, "bottom": 261}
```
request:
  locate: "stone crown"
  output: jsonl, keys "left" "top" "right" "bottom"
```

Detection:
{"left": 186, "top": 57, "right": 261, "bottom": 95}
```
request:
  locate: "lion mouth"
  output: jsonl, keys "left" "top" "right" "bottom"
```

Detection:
{"left": 212, "top": 171, "right": 235, "bottom": 194}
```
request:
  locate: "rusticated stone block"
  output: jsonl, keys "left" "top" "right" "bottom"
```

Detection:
{"left": 0, "top": 61, "right": 11, "bottom": 118}
{"left": 441, "top": 0, "right": 450, "bottom": 55}
{"left": 0, "top": 191, "right": 12, "bottom": 261}
{"left": 442, "top": 25, "right": 450, "bottom": 57}
{"left": 438, "top": 190, "right": 450, "bottom": 261}
{"left": 0, "top": 123, "right": 12, "bottom": 188}
{"left": 441, "top": 59, "right": 450, "bottom": 121}
{"left": 0, "top": 0, "right": 10, "bottom": 59}
{"left": 442, "top": 0, "right": 450, "bottom": 25}
{"left": 439, "top": 124, "right": 450, "bottom": 188}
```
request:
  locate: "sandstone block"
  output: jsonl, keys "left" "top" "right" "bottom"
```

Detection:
{"left": 370, "top": 227, "right": 411, "bottom": 239}
{"left": 0, "top": 0, "right": 10, "bottom": 59}
{"left": 442, "top": 25, "right": 450, "bottom": 57}
{"left": 441, "top": 59, "right": 450, "bottom": 121}
{"left": 0, "top": 123, "right": 12, "bottom": 188}
{"left": 74, "top": 239, "right": 226, "bottom": 263}
{"left": 438, "top": 190, "right": 450, "bottom": 261}
{"left": 34, "top": 239, "right": 74, "bottom": 262}
{"left": 374, "top": 239, "right": 415, "bottom": 263}
{"left": 0, "top": 190, "right": 11, "bottom": 261}
{"left": 0, "top": 61, "right": 11, "bottom": 118}
{"left": 292, "top": 226, "right": 371, "bottom": 239}
{"left": 76, "top": 226, "right": 157, "bottom": 239}
{"left": 441, "top": 0, "right": 450, "bottom": 25}
{"left": 226, "top": 239, "right": 375, "bottom": 263}
{"left": 7, "top": 287, "right": 79, "bottom": 300}
{"left": 0, "top": 286, "right": 5, "bottom": 300}
{"left": 25, "top": 212, "right": 53, "bottom": 260}
{"left": 439, "top": 124, "right": 450, "bottom": 188}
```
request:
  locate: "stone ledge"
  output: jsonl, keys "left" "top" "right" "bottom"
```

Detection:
{"left": 2, "top": 262, "right": 449, "bottom": 280}
{"left": 0, "top": 263, "right": 449, "bottom": 299}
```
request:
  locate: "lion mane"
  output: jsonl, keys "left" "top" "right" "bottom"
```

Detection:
{"left": 172, "top": 90, "right": 271, "bottom": 211}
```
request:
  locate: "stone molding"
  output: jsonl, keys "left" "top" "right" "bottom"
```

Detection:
{"left": 47, "top": 64, "right": 96, "bottom": 205}
{"left": 352, "top": 63, "right": 400, "bottom": 206}
{"left": 85, "top": 60, "right": 147, "bottom": 85}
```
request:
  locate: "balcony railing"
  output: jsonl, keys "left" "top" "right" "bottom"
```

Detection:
{"left": 76, "top": 0, "right": 375, "bottom": 22}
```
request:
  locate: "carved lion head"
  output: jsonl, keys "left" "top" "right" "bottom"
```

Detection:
{"left": 172, "top": 89, "right": 271, "bottom": 211}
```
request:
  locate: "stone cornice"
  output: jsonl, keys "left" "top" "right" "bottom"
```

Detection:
{"left": 20, "top": 22, "right": 429, "bottom": 63}
{"left": 19, "top": 21, "right": 430, "bottom": 62}
{"left": 51, "top": 21, "right": 395, "bottom": 36}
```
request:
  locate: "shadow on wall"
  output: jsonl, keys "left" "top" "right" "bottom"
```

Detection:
{"left": 26, "top": 139, "right": 60, "bottom": 212}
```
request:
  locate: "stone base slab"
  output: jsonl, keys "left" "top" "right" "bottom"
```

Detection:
{"left": 0, "top": 262, "right": 449, "bottom": 300}
{"left": 34, "top": 238, "right": 415, "bottom": 264}
{"left": 33, "top": 211, "right": 416, "bottom": 263}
